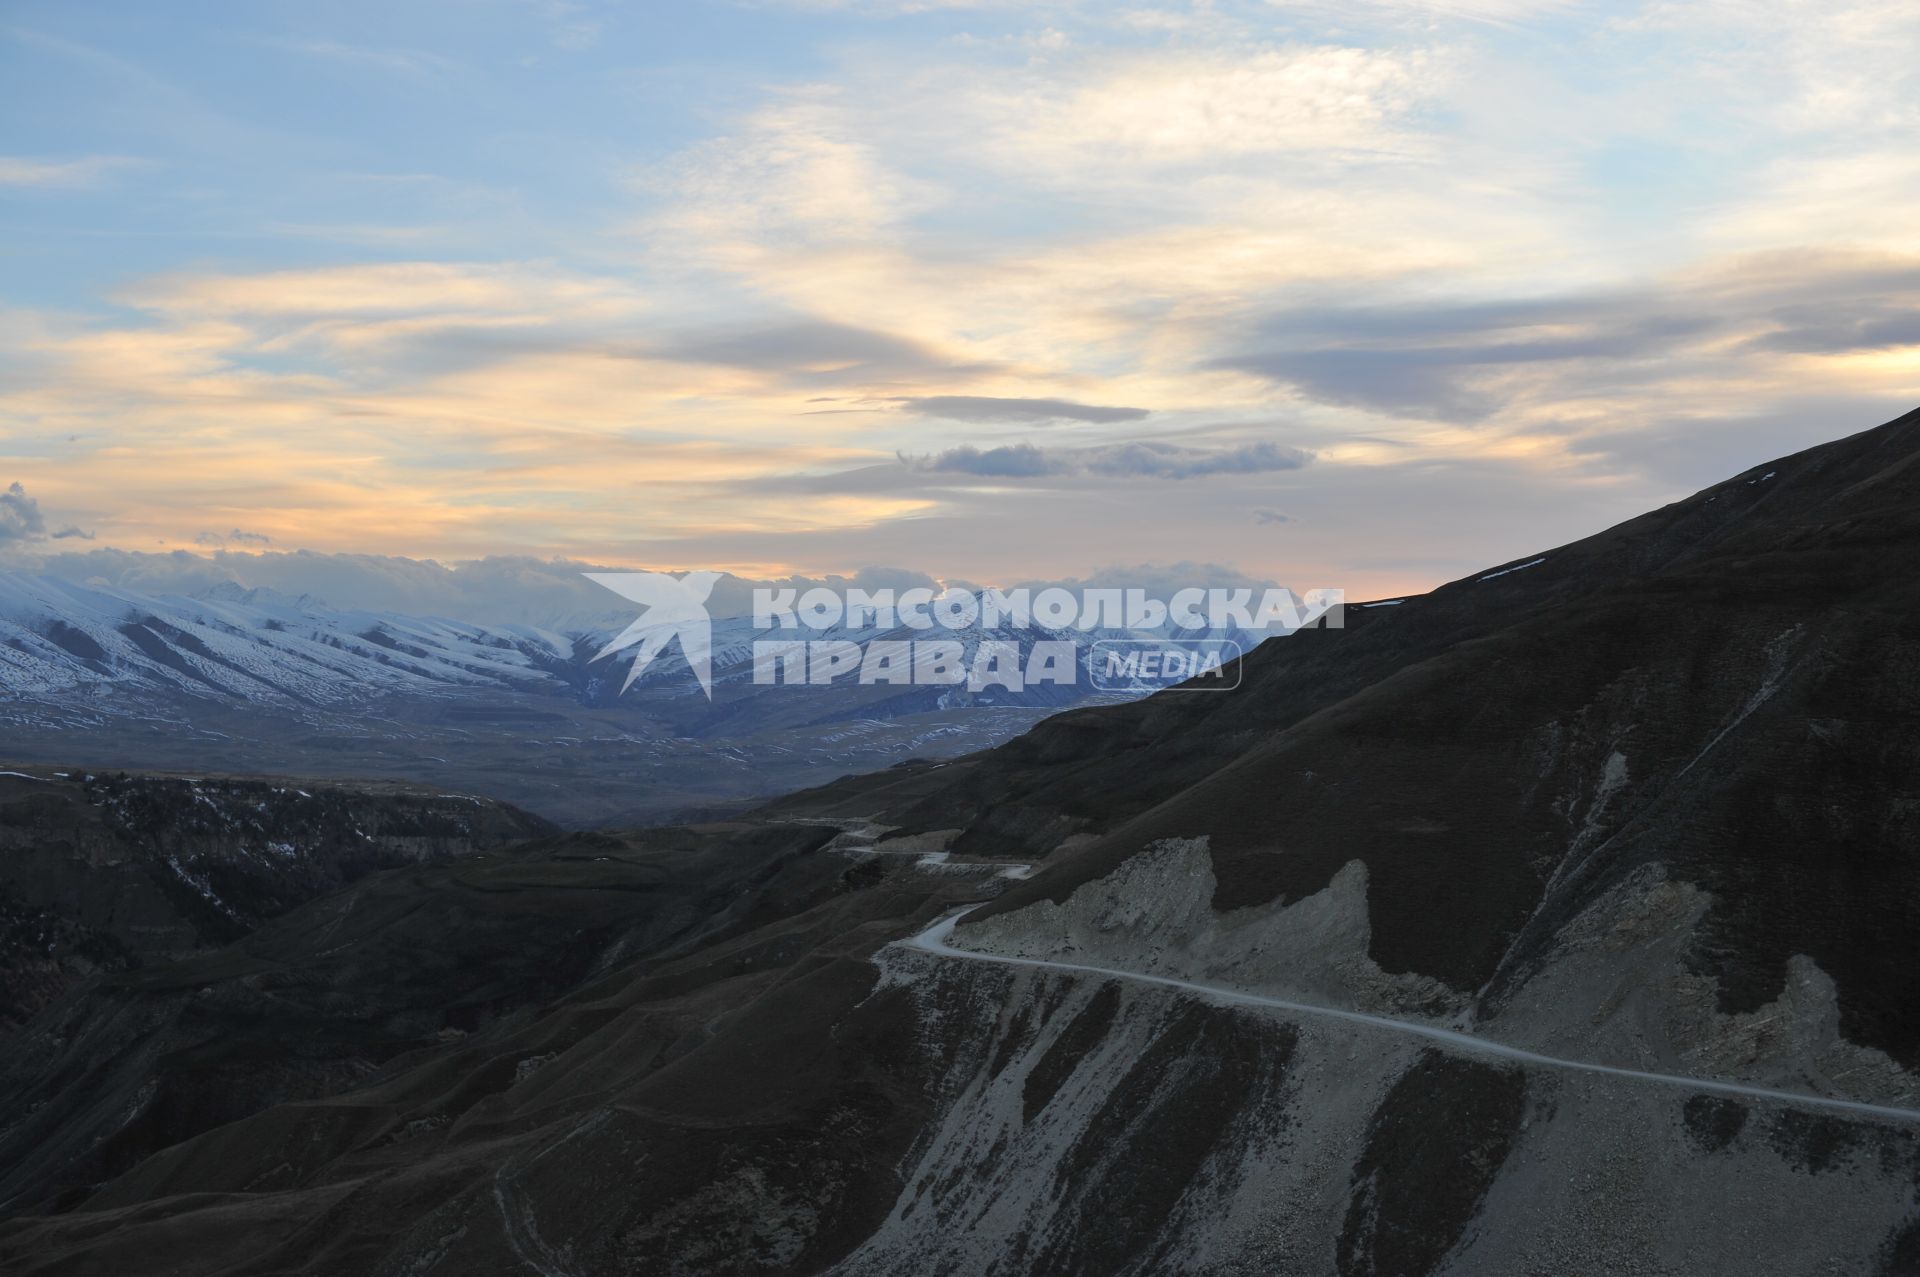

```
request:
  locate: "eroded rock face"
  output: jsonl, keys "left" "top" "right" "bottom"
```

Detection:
{"left": 954, "top": 838, "right": 1468, "bottom": 1018}
{"left": 838, "top": 938, "right": 1920, "bottom": 1277}
{"left": 1484, "top": 862, "right": 1920, "bottom": 1109}
{"left": 860, "top": 824, "right": 1920, "bottom": 1274}
{"left": 948, "top": 831, "right": 1920, "bottom": 1115}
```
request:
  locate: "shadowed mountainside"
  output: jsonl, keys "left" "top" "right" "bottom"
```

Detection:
{"left": 0, "top": 768, "right": 552, "bottom": 1028}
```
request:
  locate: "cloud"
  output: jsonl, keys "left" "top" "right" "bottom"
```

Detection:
{"left": 1740, "top": 304, "right": 1920, "bottom": 355}
{"left": 1563, "top": 395, "right": 1919, "bottom": 489}
{"left": 0, "top": 155, "right": 138, "bottom": 189}
{"left": 1253, "top": 508, "right": 1294, "bottom": 525}
{"left": 195, "top": 529, "right": 274, "bottom": 548}
{"left": 0, "top": 483, "right": 48, "bottom": 544}
{"left": 1617, "top": 0, "right": 1920, "bottom": 138}
{"left": 1009, "top": 558, "right": 1283, "bottom": 599}
{"left": 552, "top": 20, "right": 604, "bottom": 51}
{"left": 1298, "top": 0, "right": 1584, "bottom": 23}
{"left": 753, "top": 0, "right": 1040, "bottom": 11}
{"left": 1214, "top": 296, "right": 1718, "bottom": 419}
{"left": 640, "top": 92, "right": 938, "bottom": 249}
{"left": 913, "top": 443, "right": 1058, "bottom": 477}
{"left": 10, "top": 1, "right": 1920, "bottom": 599}
{"left": 250, "top": 38, "right": 456, "bottom": 80}
{"left": 895, "top": 395, "right": 1150, "bottom": 424}
{"left": 566, "top": 448, "right": 1689, "bottom": 602}
{"left": 123, "top": 261, "right": 636, "bottom": 320}
{"left": 0, "top": 482, "right": 90, "bottom": 545}
{"left": 270, "top": 222, "right": 453, "bottom": 247}
{"left": 657, "top": 320, "right": 981, "bottom": 380}
{"left": 1213, "top": 256, "right": 1920, "bottom": 421}
{"left": 1005, "top": 45, "right": 1435, "bottom": 169}
{"left": 910, "top": 439, "right": 1313, "bottom": 480}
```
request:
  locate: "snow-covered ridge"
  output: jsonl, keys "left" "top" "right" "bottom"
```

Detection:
{"left": 0, "top": 571, "right": 1273, "bottom": 709}
{"left": 0, "top": 571, "right": 585, "bottom": 704}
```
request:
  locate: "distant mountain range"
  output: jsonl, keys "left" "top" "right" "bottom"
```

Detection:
{"left": 0, "top": 574, "right": 1260, "bottom": 825}
{"left": 0, "top": 574, "right": 578, "bottom": 702}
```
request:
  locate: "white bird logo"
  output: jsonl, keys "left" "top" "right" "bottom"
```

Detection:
{"left": 584, "top": 570, "right": 723, "bottom": 698}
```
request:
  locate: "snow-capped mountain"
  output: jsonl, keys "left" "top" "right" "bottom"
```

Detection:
{"left": 0, "top": 574, "right": 578, "bottom": 704}
{"left": 0, "top": 572, "right": 1273, "bottom": 824}
{"left": 0, "top": 572, "right": 1270, "bottom": 712}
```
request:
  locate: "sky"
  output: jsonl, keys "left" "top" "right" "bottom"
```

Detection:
{"left": 3, "top": 0, "right": 1919, "bottom": 604}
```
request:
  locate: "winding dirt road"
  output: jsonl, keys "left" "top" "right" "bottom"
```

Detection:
{"left": 905, "top": 910, "right": 1920, "bottom": 1126}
